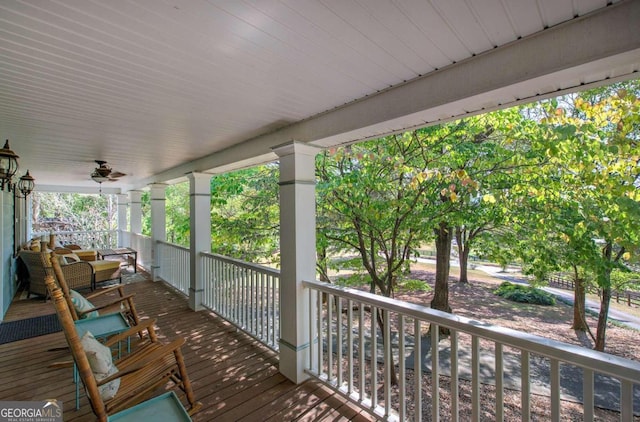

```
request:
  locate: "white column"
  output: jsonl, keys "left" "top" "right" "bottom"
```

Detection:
{"left": 25, "top": 195, "right": 32, "bottom": 242}
{"left": 116, "top": 194, "right": 128, "bottom": 247}
{"left": 273, "top": 141, "right": 321, "bottom": 384}
{"left": 129, "top": 190, "right": 143, "bottom": 235}
{"left": 187, "top": 173, "right": 211, "bottom": 311}
{"left": 14, "top": 194, "right": 25, "bottom": 249}
{"left": 149, "top": 183, "right": 167, "bottom": 282}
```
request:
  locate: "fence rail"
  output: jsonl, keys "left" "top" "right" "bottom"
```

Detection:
{"left": 31, "top": 230, "right": 117, "bottom": 249}
{"left": 303, "top": 279, "right": 640, "bottom": 421}
{"left": 157, "top": 241, "right": 190, "bottom": 295}
{"left": 547, "top": 275, "right": 640, "bottom": 308}
{"left": 201, "top": 252, "right": 280, "bottom": 351}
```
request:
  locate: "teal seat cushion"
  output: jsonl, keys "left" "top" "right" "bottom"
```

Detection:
{"left": 70, "top": 289, "right": 99, "bottom": 319}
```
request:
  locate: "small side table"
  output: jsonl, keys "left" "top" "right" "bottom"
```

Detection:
{"left": 96, "top": 248, "right": 138, "bottom": 273}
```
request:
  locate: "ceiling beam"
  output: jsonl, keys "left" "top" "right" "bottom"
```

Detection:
{"left": 136, "top": 0, "right": 640, "bottom": 189}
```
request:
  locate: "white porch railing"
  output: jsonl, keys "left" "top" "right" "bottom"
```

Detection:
{"left": 156, "top": 241, "right": 190, "bottom": 295}
{"left": 128, "top": 232, "right": 152, "bottom": 271}
{"left": 31, "top": 230, "right": 117, "bottom": 249}
{"left": 303, "top": 279, "right": 640, "bottom": 422}
{"left": 201, "top": 252, "right": 280, "bottom": 351}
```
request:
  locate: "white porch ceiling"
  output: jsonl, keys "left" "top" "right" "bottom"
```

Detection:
{"left": 0, "top": 0, "right": 638, "bottom": 193}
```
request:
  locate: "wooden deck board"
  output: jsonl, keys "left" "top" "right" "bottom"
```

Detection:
{"left": 0, "top": 275, "right": 378, "bottom": 421}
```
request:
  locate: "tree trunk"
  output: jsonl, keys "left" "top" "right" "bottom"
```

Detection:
{"left": 376, "top": 309, "right": 399, "bottom": 385}
{"left": 317, "top": 246, "right": 331, "bottom": 283}
{"left": 595, "top": 286, "right": 611, "bottom": 352}
{"left": 572, "top": 276, "right": 588, "bottom": 331}
{"left": 430, "top": 222, "right": 452, "bottom": 335}
{"left": 458, "top": 246, "right": 470, "bottom": 284}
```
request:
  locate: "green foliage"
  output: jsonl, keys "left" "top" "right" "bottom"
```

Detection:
{"left": 494, "top": 282, "right": 556, "bottom": 306}
{"left": 611, "top": 269, "right": 640, "bottom": 291}
{"left": 396, "top": 278, "right": 432, "bottom": 292}
{"left": 33, "top": 192, "right": 116, "bottom": 232}
{"left": 210, "top": 164, "right": 280, "bottom": 264}
{"left": 334, "top": 272, "right": 370, "bottom": 288}
{"left": 140, "top": 191, "right": 151, "bottom": 237}
{"left": 165, "top": 183, "right": 190, "bottom": 246}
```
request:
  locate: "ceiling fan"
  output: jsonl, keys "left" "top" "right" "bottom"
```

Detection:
{"left": 91, "top": 160, "right": 126, "bottom": 184}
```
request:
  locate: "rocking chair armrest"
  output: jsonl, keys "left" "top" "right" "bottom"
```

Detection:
{"left": 103, "top": 319, "right": 157, "bottom": 347}
{"left": 85, "top": 285, "right": 128, "bottom": 300}
{"left": 76, "top": 294, "right": 136, "bottom": 317}
{"left": 98, "top": 338, "right": 186, "bottom": 385}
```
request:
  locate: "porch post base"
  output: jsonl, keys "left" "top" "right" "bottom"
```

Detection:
{"left": 188, "top": 287, "right": 204, "bottom": 311}
{"left": 278, "top": 339, "right": 310, "bottom": 384}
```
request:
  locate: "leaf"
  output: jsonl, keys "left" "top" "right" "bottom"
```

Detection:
{"left": 483, "top": 194, "right": 496, "bottom": 204}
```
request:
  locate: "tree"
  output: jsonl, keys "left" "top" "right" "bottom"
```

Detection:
{"left": 33, "top": 192, "right": 117, "bottom": 234}
{"left": 536, "top": 82, "right": 640, "bottom": 351}
{"left": 317, "top": 136, "right": 435, "bottom": 299}
{"left": 210, "top": 164, "right": 280, "bottom": 264}
{"left": 165, "top": 182, "right": 190, "bottom": 246}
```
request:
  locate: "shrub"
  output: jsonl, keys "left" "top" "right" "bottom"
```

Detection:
{"left": 494, "top": 281, "right": 556, "bottom": 306}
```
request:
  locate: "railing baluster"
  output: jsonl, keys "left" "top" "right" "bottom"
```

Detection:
{"left": 414, "top": 319, "right": 422, "bottom": 422}
{"left": 266, "top": 272, "right": 271, "bottom": 344}
{"left": 583, "top": 368, "right": 594, "bottom": 422}
{"left": 358, "top": 303, "right": 365, "bottom": 403}
{"left": 521, "top": 350, "right": 530, "bottom": 421}
{"left": 621, "top": 379, "right": 633, "bottom": 422}
{"left": 336, "top": 297, "right": 343, "bottom": 388}
{"left": 495, "top": 342, "right": 504, "bottom": 422}
{"left": 318, "top": 291, "right": 324, "bottom": 378}
{"left": 308, "top": 288, "right": 315, "bottom": 373}
{"left": 398, "top": 315, "right": 406, "bottom": 421}
{"left": 431, "top": 324, "right": 440, "bottom": 422}
{"left": 347, "top": 299, "right": 354, "bottom": 395}
{"left": 328, "top": 294, "right": 334, "bottom": 385}
{"left": 370, "top": 306, "right": 378, "bottom": 411}
{"left": 472, "top": 336, "right": 480, "bottom": 422}
{"left": 451, "top": 329, "right": 459, "bottom": 422}
{"left": 383, "top": 309, "right": 391, "bottom": 418}
{"left": 550, "top": 359, "right": 560, "bottom": 421}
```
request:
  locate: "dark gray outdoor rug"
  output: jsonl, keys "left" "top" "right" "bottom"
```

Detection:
{"left": 0, "top": 314, "right": 61, "bottom": 345}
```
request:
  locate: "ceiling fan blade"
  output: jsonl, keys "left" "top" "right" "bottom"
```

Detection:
{"left": 110, "top": 171, "right": 126, "bottom": 178}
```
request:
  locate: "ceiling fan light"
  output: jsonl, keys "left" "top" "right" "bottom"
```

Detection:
{"left": 91, "top": 170, "right": 109, "bottom": 183}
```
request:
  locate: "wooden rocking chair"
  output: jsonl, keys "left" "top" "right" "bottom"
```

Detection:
{"left": 45, "top": 276, "right": 202, "bottom": 421}
{"left": 50, "top": 252, "right": 140, "bottom": 328}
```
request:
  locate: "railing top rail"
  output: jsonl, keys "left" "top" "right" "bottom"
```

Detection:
{"left": 129, "top": 232, "right": 150, "bottom": 239}
{"left": 202, "top": 251, "right": 280, "bottom": 277}
{"left": 156, "top": 240, "right": 190, "bottom": 252}
{"left": 32, "top": 229, "right": 116, "bottom": 235}
{"left": 303, "top": 279, "right": 640, "bottom": 383}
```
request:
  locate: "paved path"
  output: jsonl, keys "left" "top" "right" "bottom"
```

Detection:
{"left": 478, "top": 264, "right": 640, "bottom": 331}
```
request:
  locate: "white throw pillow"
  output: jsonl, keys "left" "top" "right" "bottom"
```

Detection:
{"left": 62, "top": 253, "right": 81, "bottom": 264}
{"left": 80, "top": 331, "right": 120, "bottom": 401}
{"left": 69, "top": 289, "right": 99, "bottom": 319}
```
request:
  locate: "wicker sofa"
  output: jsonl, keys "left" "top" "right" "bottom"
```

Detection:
{"left": 17, "top": 250, "right": 122, "bottom": 297}
{"left": 18, "top": 250, "right": 94, "bottom": 297}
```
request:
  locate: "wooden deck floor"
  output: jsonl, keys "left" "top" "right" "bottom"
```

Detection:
{"left": 0, "top": 273, "right": 377, "bottom": 421}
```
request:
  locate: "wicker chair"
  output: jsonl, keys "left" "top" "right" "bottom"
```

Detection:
{"left": 44, "top": 277, "right": 202, "bottom": 421}
{"left": 50, "top": 252, "right": 140, "bottom": 328}
{"left": 18, "top": 250, "right": 93, "bottom": 297}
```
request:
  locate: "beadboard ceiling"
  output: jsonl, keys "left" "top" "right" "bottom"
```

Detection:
{"left": 0, "top": 0, "right": 638, "bottom": 193}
